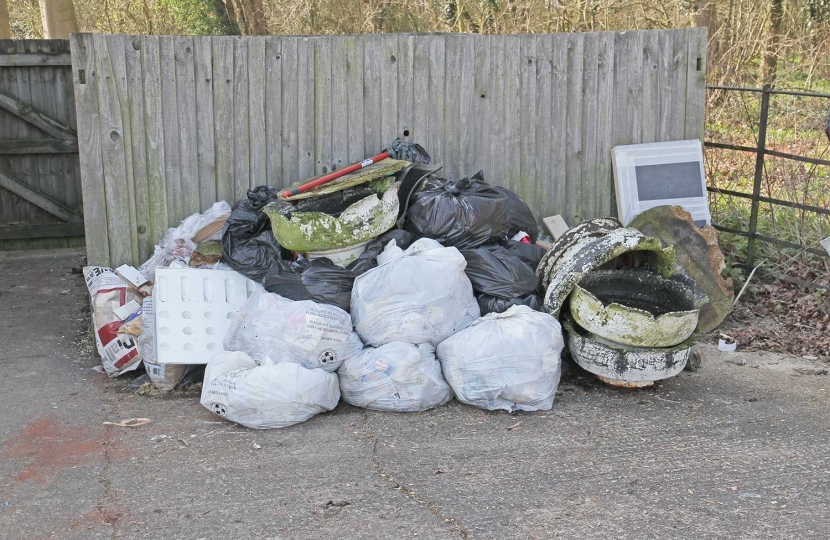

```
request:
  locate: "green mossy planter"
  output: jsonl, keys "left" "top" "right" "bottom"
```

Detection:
{"left": 263, "top": 178, "right": 400, "bottom": 253}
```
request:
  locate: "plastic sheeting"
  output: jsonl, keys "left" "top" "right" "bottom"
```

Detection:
{"left": 224, "top": 290, "right": 363, "bottom": 372}
{"left": 140, "top": 201, "right": 231, "bottom": 281}
{"left": 404, "top": 173, "right": 509, "bottom": 249}
{"left": 338, "top": 342, "right": 452, "bottom": 412}
{"left": 351, "top": 238, "right": 480, "bottom": 347}
{"left": 201, "top": 351, "right": 340, "bottom": 429}
{"left": 437, "top": 305, "right": 564, "bottom": 412}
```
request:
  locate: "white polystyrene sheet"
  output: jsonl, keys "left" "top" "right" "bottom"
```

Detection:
{"left": 154, "top": 268, "right": 262, "bottom": 364}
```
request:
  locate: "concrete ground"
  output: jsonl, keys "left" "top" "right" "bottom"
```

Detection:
{"left": 1, "top": 249, "right": 829, "bottom": 540}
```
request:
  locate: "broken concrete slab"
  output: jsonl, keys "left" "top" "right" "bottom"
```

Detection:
{"left": 542, "top": 215, "right": 570, "bottom": 240}
{"left": 629, "top": 205, "right": 734, "bottom": 334}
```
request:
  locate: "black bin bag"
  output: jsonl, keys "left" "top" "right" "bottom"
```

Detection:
{"left": 477, "top": 293, "right": 543, "bottom": 315}
{"left": 494, "top": 186, "right": 540, "bottom": 242}
{"left": 221, "top": 186, "right": 286, "bottom": 282}
{"left": 261, "top": 258, "right": 355, "bottom": 313}
{"left": 498, "top": 238, "right": 547, "bottom": 271}
{"left": 404, "top": 172, "right": 509, "bottom": 250}
{"left": 462, "top": 244, "right": 542, "bottom": 315}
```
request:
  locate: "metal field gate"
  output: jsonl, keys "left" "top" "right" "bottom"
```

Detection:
{"left": 0, "top": 39, "right": 83, "bottom": 245}
{"left": 71, "top": 29, "right": 707, "bottom": 268}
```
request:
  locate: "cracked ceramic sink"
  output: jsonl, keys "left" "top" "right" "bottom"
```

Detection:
{"left": 569, "top": 270, "right": 708, "bottom": 348}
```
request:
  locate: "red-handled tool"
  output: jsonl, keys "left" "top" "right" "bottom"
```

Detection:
{"left": 280, "top": 152, "right": 389, "bottom": 199}
{"left": 279, "top": 138, "right": 431, "bottom": 199}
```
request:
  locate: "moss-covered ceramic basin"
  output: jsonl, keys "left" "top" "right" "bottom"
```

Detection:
{"left": 263, "top": 177, "right": 400, "bottom": 252}
{"left": 569, "top": 270, "right": 708, "bottom": 348}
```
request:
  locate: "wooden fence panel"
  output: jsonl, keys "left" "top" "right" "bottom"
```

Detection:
{"left": 0, "top": 39, "right": 82, "bottom": 244}
{"left": 71, "top": 29, "right": 707, "bottom": 267}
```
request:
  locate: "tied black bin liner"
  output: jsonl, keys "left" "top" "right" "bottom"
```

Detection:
{"left": 498, "top": 238, "right": 547, "bottom": 270}
{"left": 261, "top": 257, "right": 355, "bottom": 312}
{"left": 495, "top": 186, "right": 539, "bottom": 242}
{"left": 222, "top": 186, "right": 286, "bottom": 282}
{"left": 405, "top": 172, "right": 509, "bottom": 250}
{"left": 462, "top": 244, "right": 542, "bottom": 315}
{"left": 477, "top": 293, "right": 543, "bottom": 315}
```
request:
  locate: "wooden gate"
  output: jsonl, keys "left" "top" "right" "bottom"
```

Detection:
{"left": 0, "top": 39, "right": 83, "bottom": 246}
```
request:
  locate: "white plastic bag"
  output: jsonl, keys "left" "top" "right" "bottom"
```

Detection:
{"left": 338, "top": 342, "right": 452, "bottom": 412}
{"left": 223, "top": 290, "right": 363, "bottom": 372}
{"left": 139, "top": 201, "right": 231, "bottom": 281}
{"left": 437, "top": 305, "right": 564, "bottom": 412}
{"left": 138, "top": 296, "right": 188, "bottom": 391}
{"left": 83, "top": 266, "right": 143, "bottom": 377}
{"left": 350, "top": 238, "right": 480, "bottom": 347}
{"left": 201, "top": 351, "right": 340, "bottom": 429}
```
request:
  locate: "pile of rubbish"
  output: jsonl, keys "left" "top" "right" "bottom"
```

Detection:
{"left": 84, "top": 138, "right": 733, "bottom": 428}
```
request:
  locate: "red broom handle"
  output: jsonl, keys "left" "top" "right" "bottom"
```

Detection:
{"left": 280, "top": 151, "right": 390, "bottom": 198}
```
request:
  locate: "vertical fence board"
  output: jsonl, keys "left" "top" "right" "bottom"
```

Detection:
{"left": 426, "top": 36, "right": 445, "bottom": 174}
{"left": 280, "top": 37, "right": 298, "bottom": 186}
{"left": 472, "top": 35, "right": 491, "bottom": 179}
{"left": 458, "top": 36, "right": 477, "bottom": 176}
{"left": 125, "top": 36, "right": 151, "bottom": 260}
{"left": 248, "top": 37, "right": 266, "bottom": 187}
{"left": 174, "top": 36, "right": 200, "bottom": 217}
{"left": 550, "top": 33, "right": 568, "bottom": 221}
{"left": 232, "top": 37, "right": 250, "bottom": 199}
{"left": 93, "top": 34, "right": 133, "bottom": 266}
{"left": 596, "top": 32, "right": 616, "bottom": 217}
{"left": 503, "top": 36, "right": 521, "bottom": 193}
{"left": 565, "top": 32, "right": 584, "bottom": 224}
{"left": 519, "top": 37, "right": 537, "bottom": 200}
{"left": 534, "top": 34, "right": 553, "bottom": 220}
{"left": 70, "top": 34, "right": 108, "bottom": 263}
{"left": 397, "top": 35, "right": 415, "bottom": 145}
{"left": 297, "top": 38, "right": 314, "bottom": 181}
{"left": 363, "top": 35, "right": 381, "bottom": 162}
{"left": 264, "top": 37, "right": 282, "bottom": 187}
{"left": 685, "top": 27, "right": 707, "bottom": 140}
{"left": 580, "top": 33, "right": 599, "bottom": 222}
{"left": 194, "top": 37, "right": 216, "bottom": 208}
{"left": 159, "top": 37, "right": 183, "bottom": 224}
{"left": 140, "top": 36, "right": 169, "bottom": 241}
{"left": 105, "top": 35, "right": 139, "bottom": 264}
{"left": 331, "top": 38, "right": 348, "bottom": 173}
{"left": 379, "top": 35, "right": 398, "bottom": 150}
{"left": 641, "top": 31, "right": 659, "bottom": 144}
{"left": 488, "top": 35, "right": 505, "bottom": 188}
{"left": 412, "top": 38, "right": 429, "bottom": 150}
{"left": 344, "top": 36, "right": 364, "bottom": 164}
{"left": 444, "top": 35, "right": 461, "bottom": 179}
{"left": 212, "top": 37, "right": 235, "bottom": 204}
{"left": 314, "top": 37, "right": 332, "bottom": 176}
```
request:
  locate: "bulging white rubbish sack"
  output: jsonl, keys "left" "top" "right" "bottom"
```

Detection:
{"left": 437, "top": 305, "right": 564, "bottom": 412}
{"left": 224, "top": 290, "right": 363, "bottom": 372}
{"left": 350, "top": 238, "right": 480, "bottom": 347}
{"left": 338, "top": 342, "right": 452, "bottom": 412}
{"left": 201, "top": 351, "right": 340, "bottom": 429}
